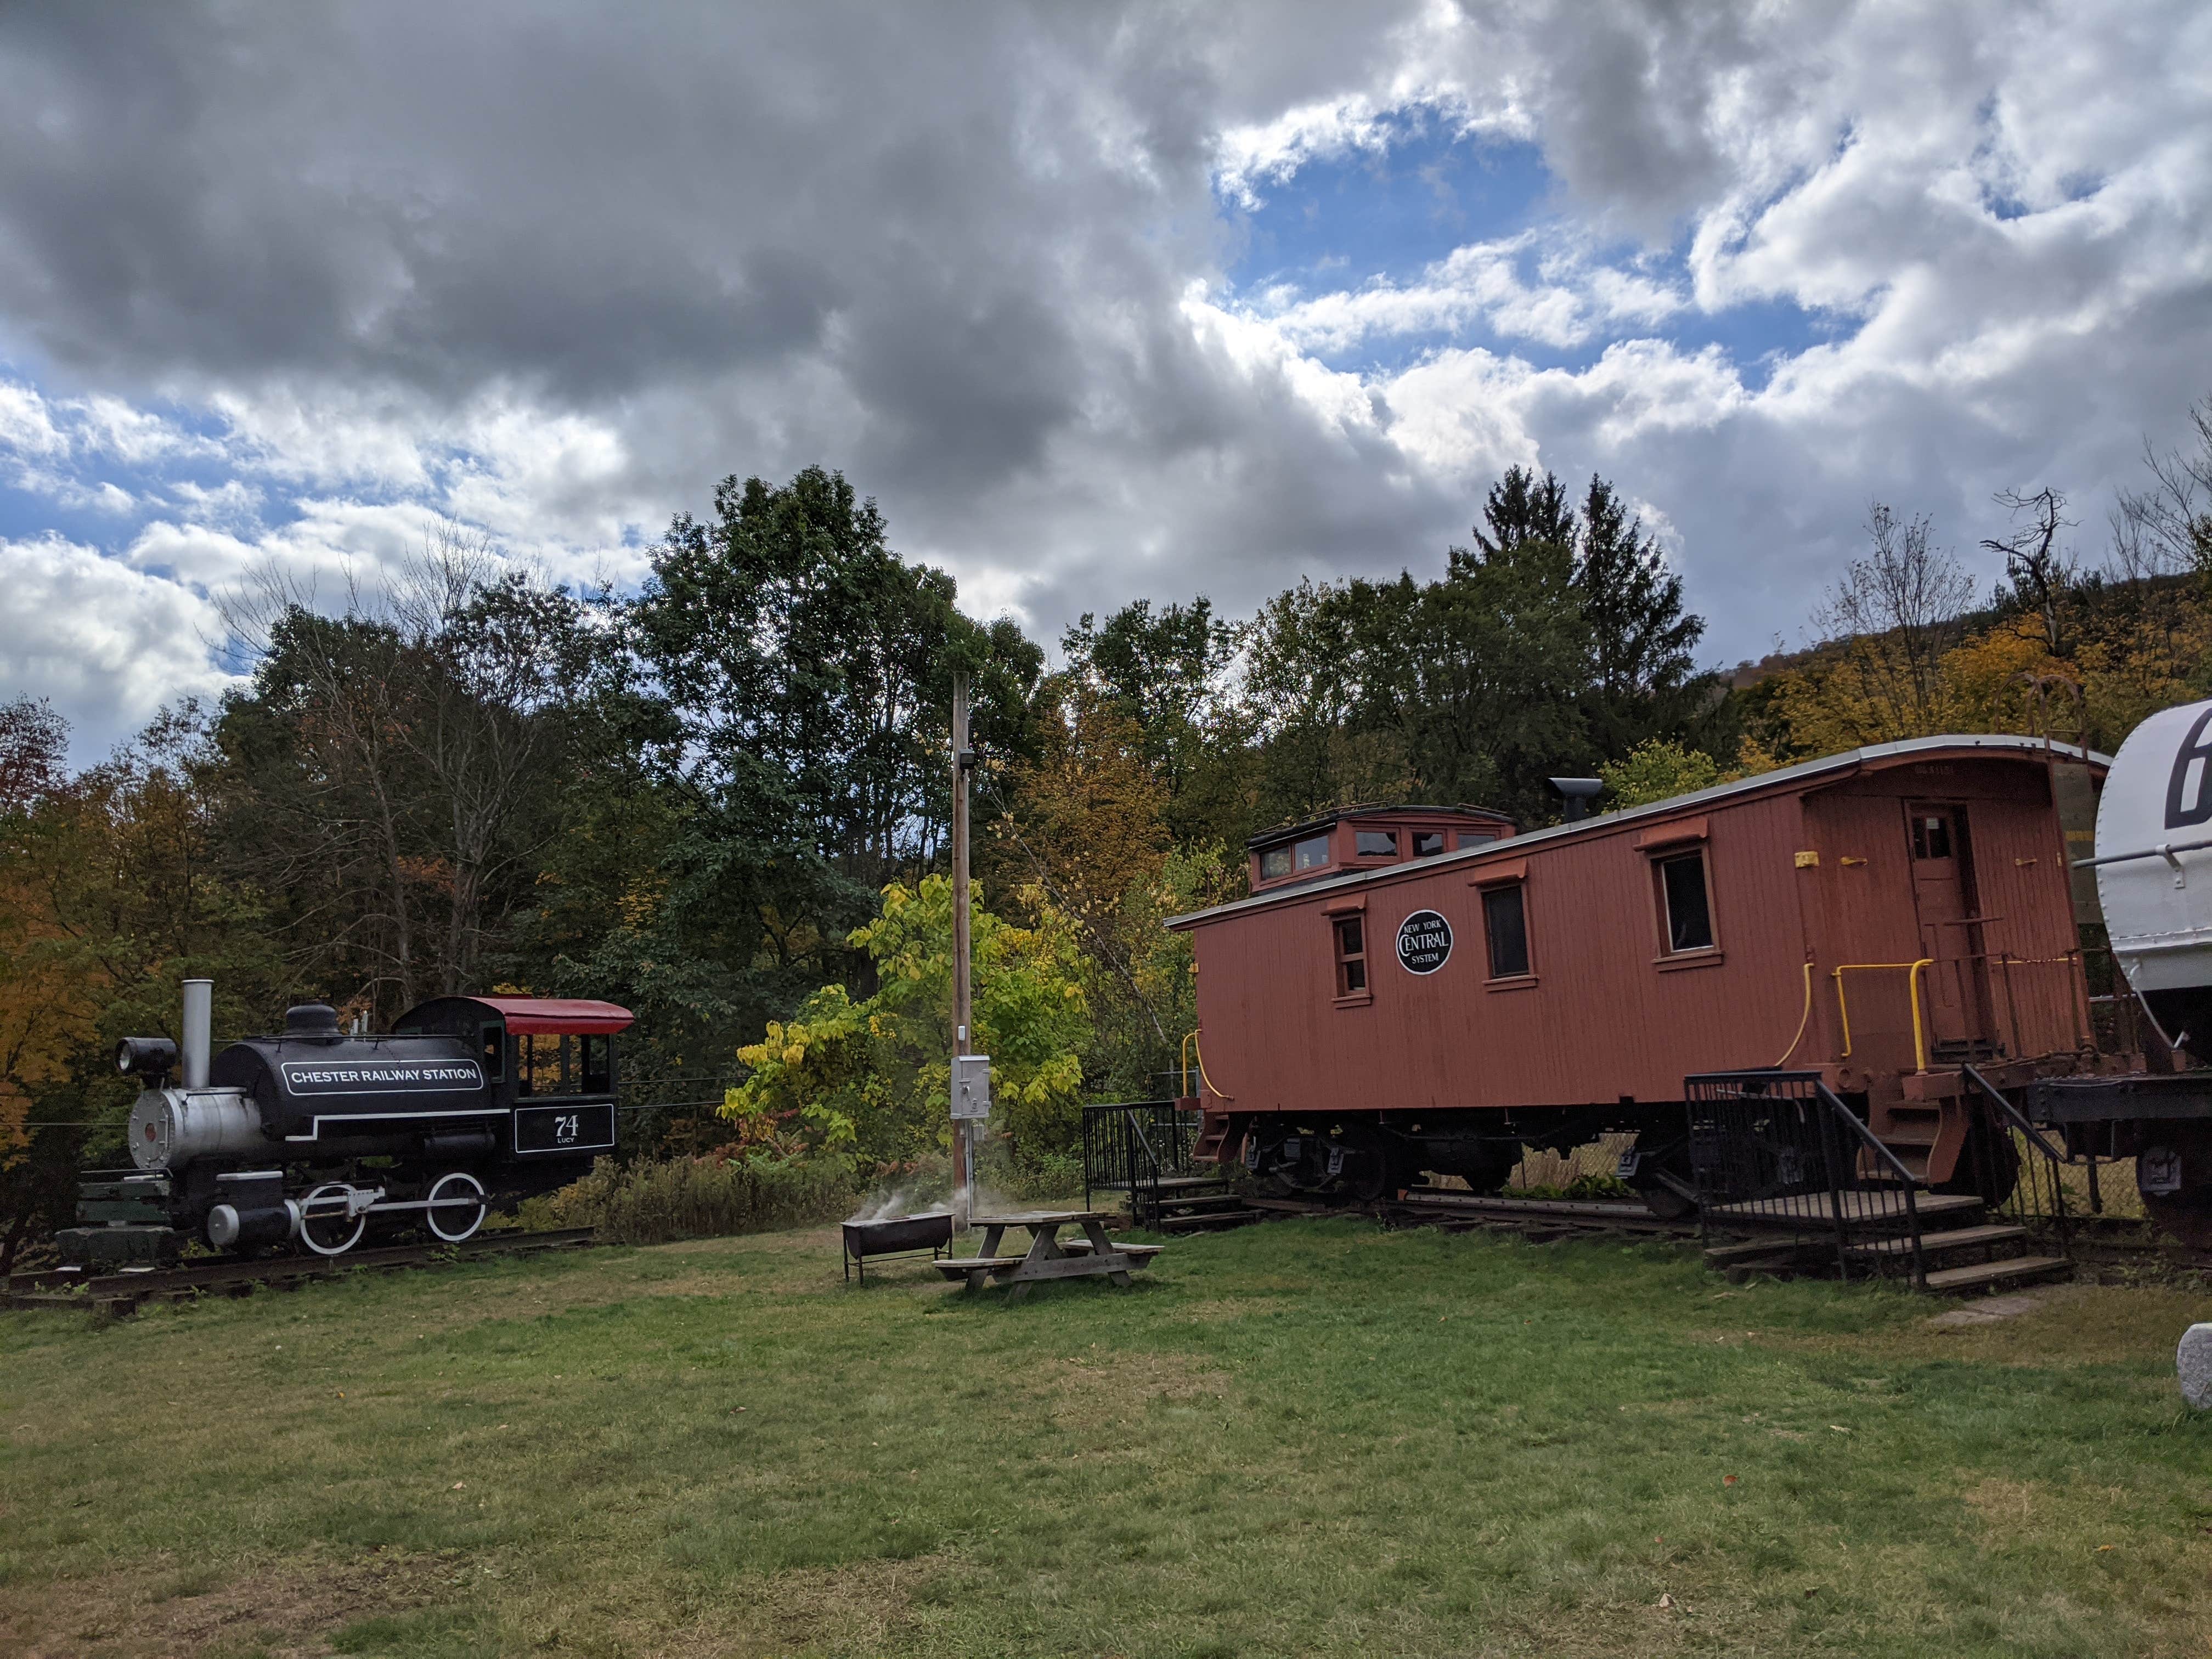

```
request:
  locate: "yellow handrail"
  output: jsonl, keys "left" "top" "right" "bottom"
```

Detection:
{"left": 1181, "top": 1030, "right": 1234, "bottom": 1103}
{"left": 1830, "top": 960, "right": 1936, "bottom": 1073}
{"left": 1772, "top": 958, "right": 1815, "bottom": 1068}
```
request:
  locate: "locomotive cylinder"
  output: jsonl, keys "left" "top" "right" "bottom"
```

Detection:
{"left": 128, "top": 1087, "right": 264, "bottom": 1171}
{"left": 207, "top": 1202, "right": 295, "bottom": 1249}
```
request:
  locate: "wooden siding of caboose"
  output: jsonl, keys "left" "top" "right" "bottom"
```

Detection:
{"left": 1187, "top": 787, "right": 1819, "bottom": 1115}
{"left": 1797, "top": 757, "right": 2081, "bottom": 1091}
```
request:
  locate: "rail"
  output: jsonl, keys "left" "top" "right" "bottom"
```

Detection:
{"left": 1831, "top": 960, "right": 1935, "bottom": 1071}
{"left": 1686, "top": 1071, "right": 1927, "bottom": 1289}
{"left": 1082, "top": 1101, "right": 1205, "bottom": 1227}
{"left": 1959, "top": 1064, "right": 2073, "bottom": 1255}
{"left": 1828, "top": 952, "right": 2097, "bottom": 1071}
{"left": 2073, "top": 834, "right": 2212, "bottom": 879}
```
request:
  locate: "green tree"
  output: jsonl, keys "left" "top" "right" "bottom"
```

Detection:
{"left": 723, "top": 876, "right": 1090, "bottom": 1169}
{"left": 1597, "top": 738, "right": 1730, "bottom": 809}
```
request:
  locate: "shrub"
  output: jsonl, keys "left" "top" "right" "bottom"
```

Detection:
{"left": 544, "top": 1153, "right": 859, "bottom": 1245}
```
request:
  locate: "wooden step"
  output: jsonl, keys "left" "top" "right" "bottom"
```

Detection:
{"left": 1705, "top": 1238, "right": 1805, "bottom": 1263}
{"left": 1706, "top": 1190, "right": 1982, "bottom": 1227}
{"left": 1723, "top": 1251, "right": 1812, "bottom": 1282}
{"left": 1920, "top": 1255, "right": 2072, "bottom": 1294}
{"left": 1843, "top": 1223, "right": 2029, "bottom": 1259}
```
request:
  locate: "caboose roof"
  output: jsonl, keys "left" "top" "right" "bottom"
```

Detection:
{"left": 1169, "top": 733, "right": 2109, "bottom": 930}
{"left": 434, "top": 996, "right": 636, "bottom": 1035}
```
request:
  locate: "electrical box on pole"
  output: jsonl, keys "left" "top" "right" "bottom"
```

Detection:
{"left": 951, "top": 1054, "right": 992, "bottom": 1120}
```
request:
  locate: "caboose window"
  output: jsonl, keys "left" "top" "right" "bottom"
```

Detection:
{"left": 1456, "top": 828, "right": 1498, "bottom": 849}
{"left": 1482, "top": 884, "right": 1530, "bottom": 979}
{"left": 1355, "top": 829, "right": 1397, "bottom": 857}
{"left": 1259, "top": 843, "right": 1294, "bottom": 879}
{"left": 1412, "top": 831, "right": 1446, "bottom": 856}
{"left": 1912, "top": 813, "right": 1952, "bottom": 860}
{"left": 1294, "top": 834, "right": 1331, "bottom": 871}
{"left": 1657, "top": 850, "right": 1714, "bottom": 952}
{"left": 1333, "top": 915, "right": 1368, "bottom": 996}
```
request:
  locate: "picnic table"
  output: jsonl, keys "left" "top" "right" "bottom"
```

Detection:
{"left": 935, "top": 1209, "right": 1163, "bottom": 1300}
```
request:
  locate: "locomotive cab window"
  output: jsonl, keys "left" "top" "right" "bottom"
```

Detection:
{"left": 1655, "top": 849, "right": 1715, "bottom": 953}
{"left": 479, "top": 1023, "right": 505, "bottom": 1081}
{"left": 1333, "top": 915, "right": 1368, "bottom": 996}
{"left": 579, "top": 1034, "right": 613, "bottom": 1094}
{"left": 1355, "top": 829, "right": 1397, "bottom": 858}
{"left": 1481, "top": 884, "right": 1530, "bottom": 979}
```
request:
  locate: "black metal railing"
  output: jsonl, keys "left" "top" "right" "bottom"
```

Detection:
{"left": 1686, "top": 1070, "right": 1928, "bottom": 1289}
{"left": 1082, "top": 1101, "right": 1206, "bottom": 1227}
{"left": 1959, "top": 1064, "right": 2072, "bottom": 1256}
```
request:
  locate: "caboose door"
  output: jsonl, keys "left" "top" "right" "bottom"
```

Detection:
{"left": 1905, "top": 802, "right": 1994, "bottom": 1054}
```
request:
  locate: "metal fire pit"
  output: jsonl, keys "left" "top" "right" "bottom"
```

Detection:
{"left": 842, "top": 1212, "right": 954, "bottom": 1282}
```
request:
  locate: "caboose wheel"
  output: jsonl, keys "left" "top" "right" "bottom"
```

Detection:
{"left": 426, "top": 1171, "right": 488, "bottom": 1244}
{"left": 297, "top": 1183, "right": 366, "bottom": 1256}
{"left": 2138, "top": 1121, "right": 2212, "bottom": 1250}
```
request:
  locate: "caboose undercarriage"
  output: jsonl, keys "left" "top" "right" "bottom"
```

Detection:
{"left": 1228, "top": 1104, "right": 1702, "bottom": 1217}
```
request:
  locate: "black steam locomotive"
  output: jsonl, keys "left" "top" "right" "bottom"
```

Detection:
{"left": 64, "top": 981, "right": 631, "bottom": 1265}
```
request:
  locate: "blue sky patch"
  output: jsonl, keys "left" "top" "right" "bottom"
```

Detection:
{"left": 1217, "top": 119, "right": 1840, "bottom": 388}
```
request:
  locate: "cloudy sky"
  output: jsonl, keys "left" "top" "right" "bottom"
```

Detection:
{"left": 2, "top": 1, "right": 2208, "bottom": 755}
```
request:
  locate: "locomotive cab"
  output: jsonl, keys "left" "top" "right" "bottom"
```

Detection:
{"left": 392, "top": 996, "right": 629, "bottom": 1164}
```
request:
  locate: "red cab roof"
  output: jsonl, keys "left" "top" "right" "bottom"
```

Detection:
{"left": 471, "top": 997, "right": 635, "bottom": 1035}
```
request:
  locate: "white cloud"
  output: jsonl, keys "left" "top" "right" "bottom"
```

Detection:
{"left": 0, "top": 535, "right": 235, "bottom": 751}
{"left": 0, "top": 0, "right": 2208, "bottom": 737}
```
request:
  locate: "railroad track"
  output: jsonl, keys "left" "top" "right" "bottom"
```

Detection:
{"left": 1236, "top": 1188, "right": 1697, "bottom": 1239}
{"left": 1385, "top": 1188, "right": 1697, "bottom": 1239}
{"left": 3, "top": 1227, "right": 598, "bottom": 1314}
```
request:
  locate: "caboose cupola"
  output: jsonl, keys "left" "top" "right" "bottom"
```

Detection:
{"left": 1248, "top": 804, "right": 1515, "bottom": 893}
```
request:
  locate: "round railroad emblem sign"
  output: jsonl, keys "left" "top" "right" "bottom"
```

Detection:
{"left": 1396, "top": 909, "right": 1452, "bottom": 975}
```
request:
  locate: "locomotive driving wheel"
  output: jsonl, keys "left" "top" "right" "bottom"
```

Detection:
{"left": 426, "top": 1171, "right": 488, "bottom": 1244}
{"left": 297, "top": 1183, "right": 367, "bottom": 1256}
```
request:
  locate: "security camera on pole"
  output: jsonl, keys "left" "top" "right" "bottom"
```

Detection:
{"left": 948, "top": 670, "right": 990, "bottom": 1230}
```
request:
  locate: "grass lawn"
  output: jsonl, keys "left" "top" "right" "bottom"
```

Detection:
{"left": 2, "top": 1220, "right": 2210, "bottom": 1658}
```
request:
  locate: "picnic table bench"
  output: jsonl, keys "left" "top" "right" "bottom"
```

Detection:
{"left": 933, "top": 1210, "right": 1163, "bottom": 1300}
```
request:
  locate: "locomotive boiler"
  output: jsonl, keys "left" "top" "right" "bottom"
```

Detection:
{"left": 65, "top": 983, "right": 632, "bottom": 1265}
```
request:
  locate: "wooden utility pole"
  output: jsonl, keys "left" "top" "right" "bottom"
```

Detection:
{"left": 951, "top": 670, "right": 974, "bottom": 1229}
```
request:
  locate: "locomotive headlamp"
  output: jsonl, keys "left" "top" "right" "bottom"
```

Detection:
{"left": 115, "top": 1036, "right": 179, "bottom": 1078}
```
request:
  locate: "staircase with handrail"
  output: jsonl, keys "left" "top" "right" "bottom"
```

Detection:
{"left": 1081, "top": 1101, "right": 1264, "bottom": 1233}
{"left": 1686, "top": 1069, "right": 2072, "bottom": 1293}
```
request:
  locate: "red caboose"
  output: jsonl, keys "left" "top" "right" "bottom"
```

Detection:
{"left": 1169, "top": 736, "right": 2113, "bottom": 1211}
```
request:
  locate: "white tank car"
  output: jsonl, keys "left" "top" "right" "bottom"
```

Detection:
{"left": 2092, "top": 696, "right": 2212, "bottom": 1045}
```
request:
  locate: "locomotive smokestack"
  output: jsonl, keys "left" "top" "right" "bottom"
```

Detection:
{"left": 181, "top": 978, "right": 212, "bottom": 1090}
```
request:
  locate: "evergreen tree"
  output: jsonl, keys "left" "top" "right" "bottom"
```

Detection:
{"left": 1573, "top": 475, "right": 1711, "bottom": 758}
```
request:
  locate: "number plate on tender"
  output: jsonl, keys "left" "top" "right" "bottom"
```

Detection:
{"left": 513, "top": 1101, "right": 616, "bottom": 1156}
